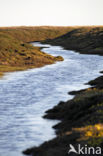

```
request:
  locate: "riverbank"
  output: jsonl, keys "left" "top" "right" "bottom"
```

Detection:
{"left": 0, "top": 26, "right": 70, "bottom": 77}
{"left": 23, "top": 27, "right": 103, "bottom": 156}
{"left": 1, "top": 26, "right": 103, "bottom": 77}
{"left": 23, "top": 71, "right": 103, "bottom": 156}
{"left": 43, "top": 26, "right": 103, "bottom": 56}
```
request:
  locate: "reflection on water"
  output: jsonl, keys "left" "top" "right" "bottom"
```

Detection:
{"left": 0, "top": 42, "right": 103, "bottom": 156}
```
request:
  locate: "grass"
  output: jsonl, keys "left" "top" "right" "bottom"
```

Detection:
{"left": 0, "top": 26, "right": 72, "bottom": 42}
{"left": 1, "top": 26, "right": 103, "bottom": 76}
{"left": 0, "top": 26, "right": 70, "bottom": 76}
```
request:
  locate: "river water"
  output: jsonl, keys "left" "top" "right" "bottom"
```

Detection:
{"left": 0, "top": 42, "right": 103, "bottom": 156}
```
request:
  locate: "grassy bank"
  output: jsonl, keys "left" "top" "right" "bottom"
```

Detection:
{"left": 1, "top": 26, "right": 103, "bottom": 77}
{"left": 43, "top": 26, "right": 103, "bottom": 55}
{"left": 0, "top": 26, "right": 71, "bottom": 76}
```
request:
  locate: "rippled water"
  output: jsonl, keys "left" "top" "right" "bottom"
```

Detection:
{"left": 0, "top": 42, "right": 103, "bottom": 156}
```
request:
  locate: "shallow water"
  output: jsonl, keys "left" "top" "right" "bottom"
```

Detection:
{"left": 0, "top": 42, "right": 103, "bottom": 156}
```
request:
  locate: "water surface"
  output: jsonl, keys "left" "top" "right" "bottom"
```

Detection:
{"left": 0, "top": 42, "right": 103, "bottom": 156}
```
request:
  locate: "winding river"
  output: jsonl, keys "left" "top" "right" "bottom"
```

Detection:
{"left": 0, "top": 42, "right": 103, "bottom": 156}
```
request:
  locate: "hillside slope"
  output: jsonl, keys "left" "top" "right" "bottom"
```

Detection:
{"left": 44, "top": 26, "right": 103, "bottom": 55}
{"left": 0, "top": 26, "right": 71, "bottom": 76}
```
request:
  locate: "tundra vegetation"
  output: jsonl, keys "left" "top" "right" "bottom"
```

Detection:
{"left": 43, "top": 26, "right": 103, "bottom": 55}
{"left": 0, "top": 26, "right": 71, "bottom": 76}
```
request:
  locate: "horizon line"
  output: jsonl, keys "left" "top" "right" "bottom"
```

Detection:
{"left": 0, "top": 25, "right": 103, "bottom": 28}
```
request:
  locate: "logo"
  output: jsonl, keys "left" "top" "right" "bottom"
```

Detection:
{"left": 68, "top": 144, "right": 78, "bottom": 154}
{"left": 68, "top": 144, "right": 101, "bottom": 155}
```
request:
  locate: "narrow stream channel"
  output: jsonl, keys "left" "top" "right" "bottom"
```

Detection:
{"left": 0, "top": 42, "right": 103, "bottom": 156}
